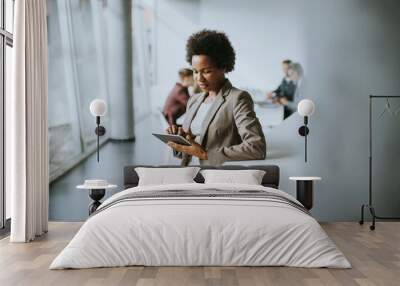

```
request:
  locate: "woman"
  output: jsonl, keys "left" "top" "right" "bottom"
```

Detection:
{"left": 167, "top": 29, "right": 266, "bottom": 166}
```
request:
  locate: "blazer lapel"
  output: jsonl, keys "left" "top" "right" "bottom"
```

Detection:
{"left": 183, "top": 93, "right": 205, "bottom": 131}
{"left": 199, "top": 80, "right": 232, "bottom": 146}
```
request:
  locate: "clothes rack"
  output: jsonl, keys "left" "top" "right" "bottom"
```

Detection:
{"left": 360, "top": 95, "right": 400, "bottom": 230}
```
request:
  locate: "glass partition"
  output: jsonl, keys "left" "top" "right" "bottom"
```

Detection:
{"left": 47, "top": 0, "right": 109, "bottom": 180}
{"left": 47, "top": 0, "right": 83, "bottom": 175}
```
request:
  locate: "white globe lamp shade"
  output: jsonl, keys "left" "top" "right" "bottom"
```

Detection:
{"left": 90, "top": 99, "right": 107, "bottom": 117}
{"left": 297, "top": 99, "right": 315, "bottom": 116}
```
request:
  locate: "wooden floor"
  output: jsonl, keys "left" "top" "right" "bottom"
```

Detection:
{"left": 0, "top": 222, "right": 399, "bottom": 286}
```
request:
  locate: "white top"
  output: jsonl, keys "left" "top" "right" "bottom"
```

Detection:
{"left": 189, "top": 96, "right": 216, "bottom": 165}
{"left": 289, "top": 177, "right": 321, "bottom": 181}
{"left": 190, "top": 98, "right": 215, "bottom": 136}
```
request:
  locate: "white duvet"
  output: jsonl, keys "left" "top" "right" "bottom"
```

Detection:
{"left": 50, "top": 183, "right": 351, "bottom": 269}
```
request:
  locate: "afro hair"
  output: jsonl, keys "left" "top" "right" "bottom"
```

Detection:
{"left": 186, "top": 29, "right": 236, "bottom": 73}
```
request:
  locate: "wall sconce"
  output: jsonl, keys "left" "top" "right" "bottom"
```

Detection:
{"left": 297, "top": 99, "right": 315, "bottom": 162}
{"left": 90, "top": 99, "right": 107, "bottom": 162}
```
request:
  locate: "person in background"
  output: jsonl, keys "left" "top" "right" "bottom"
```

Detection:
{"left": 267, "top": 59, "right": 295, "bottom": 100}
{"left": 272, "top": 62, "right": 304, "bottom": 119}
{"left": 267, "top": 60, "right": 301, "bottom": 119}
{"left": 282, "top": 62, "right": 304, "bottom": 117}
{"left": 162, "top": 68, "right": 195, "bottom": 126}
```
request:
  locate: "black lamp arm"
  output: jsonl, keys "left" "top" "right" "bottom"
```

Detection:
{"left": 298, "top": 116, "right": 309, "bottom": 137}
{"left": 94, "top": 116, "right": 106, "bottom": 162}
{"left": 298, "top": 116, "right": 310, "bottom": 162}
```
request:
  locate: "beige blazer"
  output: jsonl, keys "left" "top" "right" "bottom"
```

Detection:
{"left": 180, "top": 79, "right": 266, "bottom": 166}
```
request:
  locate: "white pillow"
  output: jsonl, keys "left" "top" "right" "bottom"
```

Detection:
{"left": 135, "top": 167, "right": 200, "bottom": 186}
{"left": 200, "top": 169, "right": 266, "bottom": 185}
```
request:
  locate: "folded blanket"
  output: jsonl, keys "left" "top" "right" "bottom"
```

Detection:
{"left": 92, "top": 188, "right": 310, "bottom": 217}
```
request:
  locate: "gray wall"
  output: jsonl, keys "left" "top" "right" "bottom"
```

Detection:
{"left": 235, "top": 0, "right": 400, "bottom": 221}
{"left": 141, "top": 0, "right": 400, "bottom": 221}
{"left": 303, "top": 0, "right": 400, "bottom": 221}
{"left": 48, "top": 0, "right": 400, "bottom": 222}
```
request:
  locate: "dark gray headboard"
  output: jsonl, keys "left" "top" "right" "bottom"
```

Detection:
{"left": 124, "top": 165, "right": 280, "bottom": 189}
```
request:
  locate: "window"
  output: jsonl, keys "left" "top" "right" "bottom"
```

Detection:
{"left": 0, "top": 0, "right": 14, "bottom": 231}
{"left": 47, "top": 0, "right": 110, "bottom": 181}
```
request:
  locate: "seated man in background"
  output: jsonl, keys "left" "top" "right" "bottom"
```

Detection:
{"left": 162, "top": 68, "right": 196, "bottom": 126}
{"left": 267, "top": 60, "right": 296, "bottom": 119}
{"left": 271, "top": 63, "right": 303, "bottom": 119}
{"left": 267, "top": 59, "right": 297, "bottom": 119}
{"left": 267, "top": 59, "right": 295, "bottom": 100}
{"left": 281, "top": 62, "right": 304, "bottom": 118}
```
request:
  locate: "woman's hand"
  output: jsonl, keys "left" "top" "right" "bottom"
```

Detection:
{"left": 166, "top": 125, "right": 186, "bottom": 136}
{"left": 167, "top": 133, "right": 208, "bottom": 160}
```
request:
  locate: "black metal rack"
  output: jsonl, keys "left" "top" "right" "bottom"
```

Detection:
{"left": 360, "top": 95, "right": 400, "bottom": 230}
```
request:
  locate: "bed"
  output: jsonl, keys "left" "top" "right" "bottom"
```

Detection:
{"left": 50, "top": 165, "right": 350, "bottom": 269}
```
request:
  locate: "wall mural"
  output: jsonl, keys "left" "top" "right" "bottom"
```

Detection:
{"left": 45, "top": 0, "right": 400, "bottom": 224}
{"left": 47, "top": 0, "right": 308, "bottom": 178}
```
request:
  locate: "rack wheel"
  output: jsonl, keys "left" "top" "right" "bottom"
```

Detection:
{"left": 359, "top": 220, "right": 364, "bottom": 225}
{"left": 370, "top": 225, "right": 375, "bottom": 231}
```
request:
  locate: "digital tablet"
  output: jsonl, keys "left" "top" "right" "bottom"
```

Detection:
{"left": 152, "top": 133, "right": 192, "bottom": 146}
